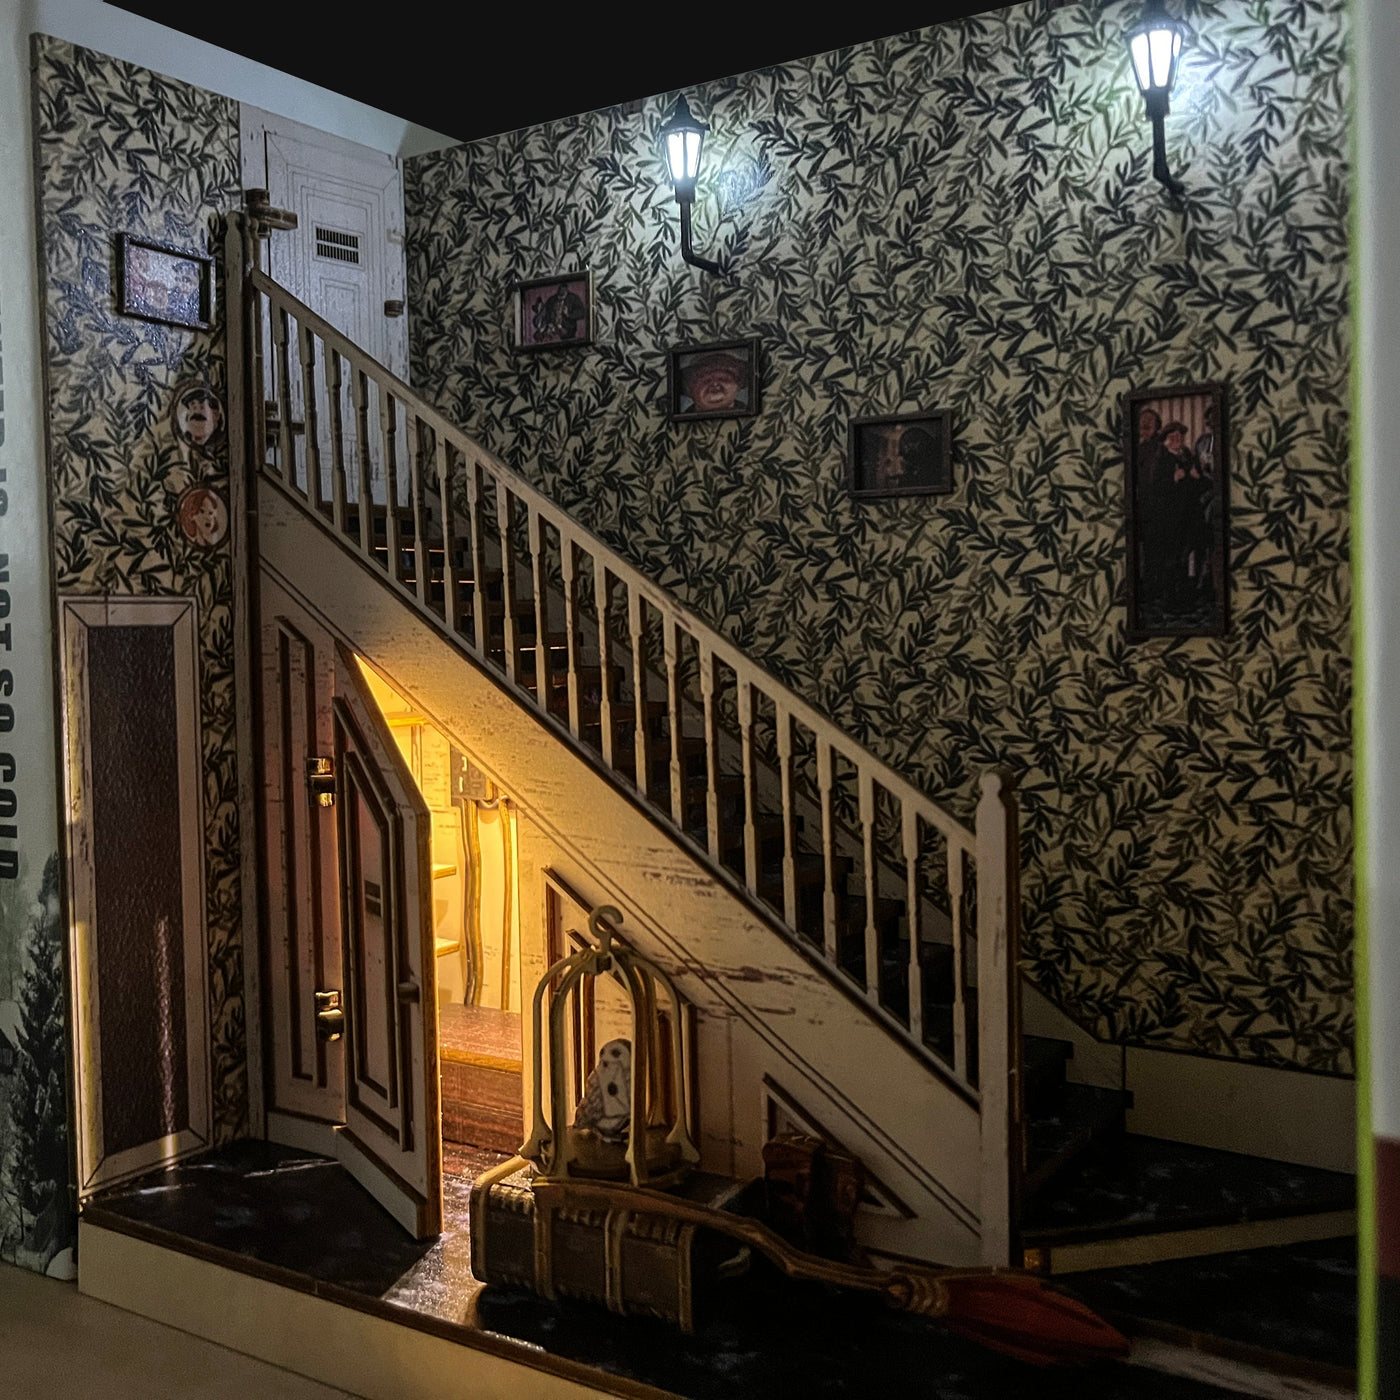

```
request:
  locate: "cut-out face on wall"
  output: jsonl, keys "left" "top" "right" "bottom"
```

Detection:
{"left": 173, "top": 383, "right": 224, "bottom": 453}
{"left": 174, "top": 484, "right": 229, "bottom": 549}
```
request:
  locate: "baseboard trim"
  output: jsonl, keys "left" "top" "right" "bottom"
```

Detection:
{"left": 1025, "top": 1210, "right": 1355, "bottom": 1275}
{"left": 78, "top": 1215, "right": 668, "bottom": 1400}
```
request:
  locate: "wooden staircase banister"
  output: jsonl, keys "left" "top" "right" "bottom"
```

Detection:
{"left": 232, "top": 217, "right": 1023, "bottom": 1264}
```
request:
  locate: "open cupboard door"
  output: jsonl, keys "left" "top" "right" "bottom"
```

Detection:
{"left": 331, "top": 643, "right": 442, "bottom": 1236}
{"left": 257, "top": 577, "right": 440, "bottom": 1237}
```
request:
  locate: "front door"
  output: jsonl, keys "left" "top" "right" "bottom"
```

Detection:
{"left": 239, "top": 106, "right": 408, "bottom": 380}
{"left": 258, "top": 578, "right": 441, "bottom": 1236}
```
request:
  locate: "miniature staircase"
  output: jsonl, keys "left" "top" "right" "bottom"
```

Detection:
{"left": 233, "top": 226, "right": 1350, "bottom": 1276}
{"left": 1018, "top": 1033, "right": 1354, "bottom": 1277}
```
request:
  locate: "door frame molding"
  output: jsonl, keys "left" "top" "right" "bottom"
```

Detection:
{"left": 58, "top": 595, "right": 212, "bottom": 1197}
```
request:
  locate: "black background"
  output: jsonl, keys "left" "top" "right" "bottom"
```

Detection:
{"left": 104, "top": 1, "right": 1027, "bottom": 143}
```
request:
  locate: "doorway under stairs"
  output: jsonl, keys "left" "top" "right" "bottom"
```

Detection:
{"left": 355, "top": 661, "right": 526, "bottom": 1161}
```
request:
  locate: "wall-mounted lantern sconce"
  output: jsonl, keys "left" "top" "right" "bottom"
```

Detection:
{"left": 659, "top": 95, "right": 722, "bottom": 275}
{"left": 1127, "top": 0, "right": 1188, "bottom": 200}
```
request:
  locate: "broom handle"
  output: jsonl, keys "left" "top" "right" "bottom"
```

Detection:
{"left": 530, "top": 1176, "right": 959, "bottom": 1315}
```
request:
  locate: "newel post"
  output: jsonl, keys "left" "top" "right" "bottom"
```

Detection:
{"left": 975, "top": 767, "right": 1023, "bottom": 1267}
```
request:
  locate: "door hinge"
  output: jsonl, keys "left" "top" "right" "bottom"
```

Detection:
{"left": 307, "top": 756, "right": 336, "bottom": 807}
{"left": 314, "top": 989, "right": 345, "bottom": 1042}
{"left": 383, "top": 298, "right": 405, "bottom": 317}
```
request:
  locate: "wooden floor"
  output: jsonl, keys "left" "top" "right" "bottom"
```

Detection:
{"left": 440, "top": 1004, "right": 523, "bottom": 1153}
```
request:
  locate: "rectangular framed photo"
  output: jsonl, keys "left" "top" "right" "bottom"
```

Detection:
{"left": 848, "top": 411, "right": 951, "bottom": 499}
{"left": 514, "top": 269, "right": 593, "bottom": 352}
{"left": 117, "top": 233, "right": 213, "bottom": 330}
{"left": 667, "top": 339, "right": 760, "bottom": 422}
{"left": 1124, "top": 381, "right": 1229, "bottom": 639}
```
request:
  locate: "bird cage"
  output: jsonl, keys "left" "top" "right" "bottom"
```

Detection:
{"left": 520, "top": 905, "right": 699, "bottom": 1187}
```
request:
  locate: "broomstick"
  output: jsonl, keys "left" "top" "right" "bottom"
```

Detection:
{"left": 530, "top": 1176, "right": 1129, "bottom": 1368}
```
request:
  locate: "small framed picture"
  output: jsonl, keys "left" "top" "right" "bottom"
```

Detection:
{"left": 171, "top": 381, "right": 225, "bottom": 456}
{"left": 514, "top": 270, "right": 593, "bottom": 351}
{"left": 117, "top": 233, "right": 212, "bottom": 330}
{"left": 848, "top": 411, "right": 951, "bottom": 498}
{"left": 1124, "top": 381, "right": 1229, "bottom": 638}
{"left": 667, "top": 339, "right": 760, "bottom": 422}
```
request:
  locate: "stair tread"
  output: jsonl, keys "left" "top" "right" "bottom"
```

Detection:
{"left": 1022, "top": 1082, "right": 1128, "bottom": 1200}
{"left": 1065, "top": 1235, "right": 1356, "bottom": 1376}
{"left": 1020, "top": 1133, "right": 1356, "bottom": 1247}
{"left": 1023, "top": 1033, "right": 1074, "bottom": 1101}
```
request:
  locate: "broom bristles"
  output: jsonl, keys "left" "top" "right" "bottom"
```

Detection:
{"left": 937, "top": 1273, "right": 1131, "bottom": 1367}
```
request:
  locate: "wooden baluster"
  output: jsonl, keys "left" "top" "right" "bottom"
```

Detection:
{"left": 465, "top": 456, "right": 487, "bottom": 655}
{"left": 699, "top": 645, "right": 720, "bottom": 862}
{"left": 859, "top": 770, "right": 879, "bottom": 1004}
{"left": 297, "top": 322, "right": 323, "bottom": 514}
{"left": 664, "top": 615, "right": 684, "bottom": 826}
{"left": 975, "top": 770, "right": 1021, "bottom": 1268}
{"left": 817, "top": 741, "right": 838, "bottom": 963}
{"left": 776, "top": 708, "right": 798, "bottom": 930}
{"left": 629, "top": 588, "right": 650, "bottom": 800}
{"left": 352, "top": 367, "right": 373, "bottom": 559}
{"left": 325, "top": 348, "right": 347, "bottom": 536}
{"left": 594, "top": 558, "right": 613, "bottom": 767}
{"left": 248, "top": 283, "right": 266, "bottom": 471}
{"left": 435, "top": 436, "right": 458, "bottom": 633}
{"left": 949, "top": 841, "right": 967, "bottom": 1080}
{"left": 497, "top": 479, "right": 519, "bottom": 686}
{"left": 381, "top": 389, "right": 402, "bottom": 585}
{"left": 272, "top": 306, "right": 293, "bottom": 483}
{"left": 561, "top": 533, "right": 582, "bottom": 735}
{"left": 903, "top": 807, "right": 924, "bottom": 1043}
{"left": 738, "top": 680, "right": 757, "bottom": 895}
{"left": 529, "top": 505, "right": 551, "bottom": 716}
{"left": 405, "top": 412, "right": 430, "bottom": 610}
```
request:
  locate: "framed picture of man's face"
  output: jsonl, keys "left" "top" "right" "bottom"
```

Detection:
{"left": 667, "top": 339, "right": 760, "bottom": 422}
{"left": 848, "top": 411, "right": 952, "bottom": 499}
{"left": 514, "top": 270, "right": 593, "bottom": 352}
{"left": 1124, "top": 381, "right": 1229, "bottom": 639}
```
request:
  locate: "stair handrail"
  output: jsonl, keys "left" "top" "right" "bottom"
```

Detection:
{"left": 232, "top": 220, "right": 1022, "bottom": 1264}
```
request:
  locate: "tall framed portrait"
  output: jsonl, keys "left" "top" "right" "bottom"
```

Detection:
{"left": 1124, "top": 381, "right": 1229, "bottom": 639}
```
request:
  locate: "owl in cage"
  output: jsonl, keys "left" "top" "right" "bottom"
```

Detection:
{"left": 572, "top": 1038, "right": 632, "bottom": 1142}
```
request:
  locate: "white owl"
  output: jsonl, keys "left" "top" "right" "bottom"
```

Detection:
{"left": 572, "top": 1038, "right": 632, "bottom": 1142}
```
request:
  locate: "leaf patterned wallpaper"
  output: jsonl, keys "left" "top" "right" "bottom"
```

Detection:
{"left": 32, "top": 36, "right": 248, "bottom": 1138}
{"left": 405, "top": 0, "right": 1353, "bottom": 1073}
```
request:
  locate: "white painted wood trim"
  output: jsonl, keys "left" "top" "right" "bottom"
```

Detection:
{"left": 79, "top": 1221, "right": 637, "bottom": 1400}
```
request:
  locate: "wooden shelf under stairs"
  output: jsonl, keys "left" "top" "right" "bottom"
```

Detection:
{"left": 438, "top": 1004, "right": 523, "bottom": 1156}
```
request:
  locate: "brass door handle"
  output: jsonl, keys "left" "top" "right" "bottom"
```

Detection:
{"left": 314, "top": 988, "right": 345, "bottom": 1041}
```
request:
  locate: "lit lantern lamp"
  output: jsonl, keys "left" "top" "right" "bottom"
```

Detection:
{"left": 1127, "top": 0, "right": 1188, "bottom": 199}
{"left": 659, "top": 95, "right": 722, "bottom": 274}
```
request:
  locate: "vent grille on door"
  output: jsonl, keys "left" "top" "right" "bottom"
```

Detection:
{"left": 315, "top": 227, "right": 361, "bottom": 264}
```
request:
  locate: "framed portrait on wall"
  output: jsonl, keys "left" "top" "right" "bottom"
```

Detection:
{"left": 1124, "top": 381, "right": 1229, "bottom": 639}
{"left": 848, "top": 411, "right": 951, "bottom": 499}
{"left": 514, "top": 270, "right": 593, "bottom": 351}
{"left": 667, "top": 339, "right": 760, "bottom": 422}
{"left": 116, "top": 233, "right": 212, "bottom": 330}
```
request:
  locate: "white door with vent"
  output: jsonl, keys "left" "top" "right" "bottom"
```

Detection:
{"left": 239, "top": 106, "right": 409, "bottom": 382}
